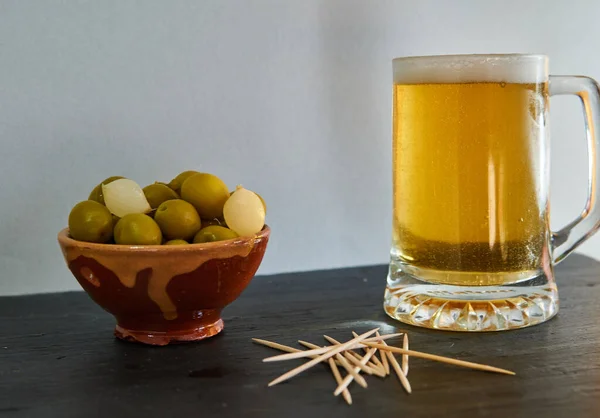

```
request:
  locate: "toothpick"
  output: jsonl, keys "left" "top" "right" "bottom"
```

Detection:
{"left": 363, "top": 342, "right": 516, "bottom": 376}
{"left": 291, "top": 340, "right": 352, "bottom": 403}
{"left": 375, "top": 333, "right": 390, "bottom": 375}
{"left": 298, "top": 340, "right": 368, "bottom": 388}
{"left": 253, "top": 338, "right": 341, "bottom": 366}
{"left": 342, "top": 350, "right": 376, "bottom": 376}
{"left": 385, "top": 351, "right": 412, "bottom": 393}
{"left": 252, "top": 338, "right": 303, "bottom": 353}
{"left": 334, "top": 348, "right": 377, "bottom": 396}
{"left": 334, "top": 352, "right": 368, "bottom": 388}
{"left": 323, "top": 335, "right": 383, "bottom": 377}
{"left": 344, "top": 348, "right": 385, "bottom": 376}
{"left": 373, "top": 333, "right": 410, "bottom": 392}
{"left": 267, "top": 328, "right": 379, "bottom": 387}
{"left": 368, "top": 351, "right": 387, "bottom": 376}
{"left": 402, "top": 333, "right": 409, "bottom": 376}
{"left": 322, "top": 336, "right": 375, "bottom": 375}
{"left": 354, "top": 331, "right": 388, "bottom": 376}
{"left": 328, "top": 358, "right": 352, "bottom": 405}
{"left": 263, "top": 331, "right": 399, "bottom": 363}
{"left": 386, "top": 350, "right": 412, "bottom": 393}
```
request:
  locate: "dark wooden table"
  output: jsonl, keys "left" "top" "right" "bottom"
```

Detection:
{"left": 1, "top": 255, "right": 599, "bottom": 418}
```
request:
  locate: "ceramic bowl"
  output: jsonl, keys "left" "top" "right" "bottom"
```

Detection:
{"left": 57, "top": 226, "right": 270, "bottom": 346}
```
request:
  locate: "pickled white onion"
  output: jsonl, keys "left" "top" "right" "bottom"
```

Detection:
{"left": 223, "top": 186, "right": 265, "bottom": 236}
{"left": 102, "top": 178, "right": 151, "bottom": 218}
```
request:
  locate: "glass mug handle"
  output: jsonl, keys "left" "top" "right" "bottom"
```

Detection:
{"left": 550, "top": 75, "right": 600, "bottom": 263}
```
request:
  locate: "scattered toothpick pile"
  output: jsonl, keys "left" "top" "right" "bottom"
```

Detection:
{"left": 253, "top": 327, "right": 515, "bottom": 405}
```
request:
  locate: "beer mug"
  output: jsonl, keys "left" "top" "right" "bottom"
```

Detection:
{"left": 385, "top": 54, "right": 600, "bottom": 331}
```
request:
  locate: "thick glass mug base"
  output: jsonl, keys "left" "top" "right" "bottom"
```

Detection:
{"left": 384, "top": 258, "right": 559, "bottom": 332}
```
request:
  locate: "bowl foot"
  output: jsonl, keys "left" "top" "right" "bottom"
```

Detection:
{"left": 114, "top": 318, "right": 224, "bottom": 346}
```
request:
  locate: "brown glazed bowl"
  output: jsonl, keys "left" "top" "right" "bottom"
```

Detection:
{"left": 57, "top": 226, "right": 270, "bottom": 346}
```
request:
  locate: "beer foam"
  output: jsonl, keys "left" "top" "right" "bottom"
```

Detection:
{"left": 393, "top": 54, "right": 548, "bottom": 84}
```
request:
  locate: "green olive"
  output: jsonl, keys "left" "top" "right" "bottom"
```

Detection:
{"left": 193, "top": 225, "right": 238, "bottom": 243}
{"left": 181, "top": 173, "right": 230, "bottom": 219}
{"left": 168, "top": 171, "right": 199, "bottom": 194}
{"left": 114, "top": 214, "right": 162, "bottom": 245}
{"left": 143, "top": 183, "right": 179, "bottom": 209}
{"left": 154, "top": 199, "right": 202, "bottom": 241}
{"left": 164, "top": 239, "right": 189, "bottom": 245}
{"left": 68, "top": 200, "right": 114, "bottom": 243}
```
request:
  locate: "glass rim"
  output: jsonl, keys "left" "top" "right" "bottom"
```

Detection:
{"left": 392, "top": 53, "right": 548, "bottom": 63}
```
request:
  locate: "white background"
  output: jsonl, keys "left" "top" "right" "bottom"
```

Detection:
{"left": 1, "top": 0, "right": 599, "bottom": 295}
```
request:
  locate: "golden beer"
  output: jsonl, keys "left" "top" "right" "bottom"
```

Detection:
{"left": 392, "top": 81, "right": 550, "bottom": 286}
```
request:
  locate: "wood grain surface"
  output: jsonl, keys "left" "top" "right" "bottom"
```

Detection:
{"left": 1, "top": 254, "right": 599, "bottom": 417}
